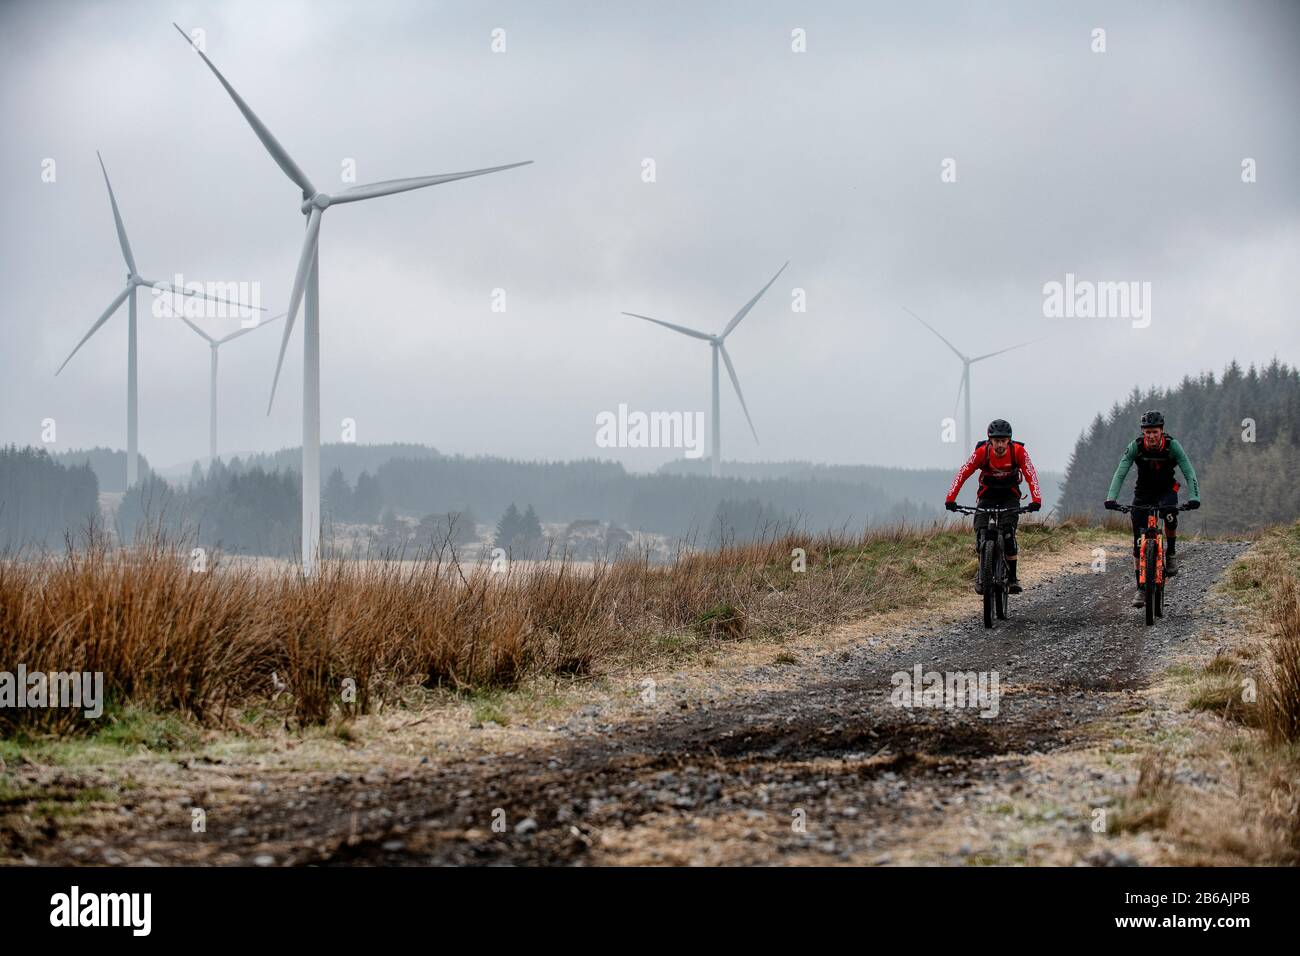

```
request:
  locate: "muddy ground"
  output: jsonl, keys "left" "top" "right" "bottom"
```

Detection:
{"left": 3, "top": 538, "right": 1253, "bottom": 865}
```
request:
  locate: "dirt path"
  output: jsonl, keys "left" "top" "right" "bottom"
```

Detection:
{"left": 8, "top": 538, "right": 1251, "bottom": 866}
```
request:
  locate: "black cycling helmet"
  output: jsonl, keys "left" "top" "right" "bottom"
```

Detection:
{"left": 987, "top": 419, "right": 1013, "bottom": 438}
{"left": 1140, "top": 410, "right": 1165, "bottom": 428}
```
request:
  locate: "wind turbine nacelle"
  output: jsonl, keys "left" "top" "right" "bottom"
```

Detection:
{"left": 301, "top": 193, "right": 331, "bottom": 215}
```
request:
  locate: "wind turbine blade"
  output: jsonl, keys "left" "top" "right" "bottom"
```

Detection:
{"left": 173, "top": 23, "right": 316, "bottom": 197}
{"left": 56, "top": 285, "right": 131, "bottom": 375}
{"left": 143, "top": 277, "right": 266, "bottom": 313}
{"left": 954, "top": 366, "right": 968, "bottom": 417}
{"left": 178, "top": 315, "right": 217, "bottom": 343}
{"left": 719, "top": 344, "right": 759, "bottom": 444}
{"left": 621, "top": 312, "right": 712, "bottom": 341}
{"left": 218, "top": 311, "right": 285, "bottom": 345}
{"left": 268, "top": 209, "right": 322, "bottom": 413}
{"left": 902, "top": 307, "right": 967, "bottom": 362}
{"left": 96, "top": 152, "right": 136, "bottom": 273}
{"left": 721, "top": 261, "right": 788, "bottom": 339}
{"left": 330, "top": 162, "right": 533, "bottom": 205}
{"left": 969, "top": 335, "right": 1051, "bottom": 363}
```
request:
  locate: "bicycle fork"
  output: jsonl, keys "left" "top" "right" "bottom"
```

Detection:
{"left": 1135, "top": 517, "right": 1165, "bottom": 588}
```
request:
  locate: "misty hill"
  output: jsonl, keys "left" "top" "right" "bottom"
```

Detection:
{"left": 660, "top": 458, "right": 1063, "bottom": 512}
{"left": 373, "top": 454, "right": 939, "bottom": 539}
{"left": 101, "top": 451, "right": 946, "bottom": 556}
{"left": 1058, "top": 359, "right": 1300, "bottom": 531}
{"left": 178, "top": 443, "right": 441, "bottom": 486}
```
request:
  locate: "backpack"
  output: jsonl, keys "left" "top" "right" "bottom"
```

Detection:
{"left": 976, "top": 439, "right": 1024, "bottom": 493}
{"left": 1133, "top": 433, "right": 1180, "bottom": 494}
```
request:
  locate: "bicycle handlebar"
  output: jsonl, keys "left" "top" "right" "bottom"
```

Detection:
{"left": 1110, "top": 502, "right": 1196, "bottom": 515}
{"left": 950, "top": 504, "right": 1037, "bottom": 516}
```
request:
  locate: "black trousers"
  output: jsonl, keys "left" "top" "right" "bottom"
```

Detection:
{"left": 1131, "top": 491, "right": 1179, "bottom": 558}
{"left": 973, "top": 492, "right": 1021, "bottom": 558}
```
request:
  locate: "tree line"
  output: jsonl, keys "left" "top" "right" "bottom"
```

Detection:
{"left": 118, "top": 459, "right": 301, "bottom": 555}
{"left": 51, "top": 446, "right": 151, "bottom": 493}
{"left": 1057, "top": 359, "right": 1300, "bottom": 531}
{"left": 0, "top": 446, "right": 100, "bottom": 551}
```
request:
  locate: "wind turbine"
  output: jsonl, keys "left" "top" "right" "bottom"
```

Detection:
{"left": 903, "top": 307, "right": 1043, "bottom": 452}
{"left": 623, "top": 262, "right": 788, "bottom": 477}
{"left": 56, "top": 151, "right": 262, "bottom": 488}
{"left": 177, "top": 312, "right": 285, "bottom": 464}
{"left": 175, "top": 23, "right": 532, "bottom": 576}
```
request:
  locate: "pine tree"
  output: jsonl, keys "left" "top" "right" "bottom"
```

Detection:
{"left": 495, "top": 503, "right": 522, "bottom": 548}
{"left": 520, "top": 504, "right": 543, "bottom": 543}
{"left": 323, "top": 467, "right": 352, "bottom": 522}
{"left": 353, "top": 470, "right": 383, "bottom": 523}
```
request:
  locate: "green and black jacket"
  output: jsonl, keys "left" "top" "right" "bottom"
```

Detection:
{"left": 1106, "top": 434, "right": 1200, "bottom": 503}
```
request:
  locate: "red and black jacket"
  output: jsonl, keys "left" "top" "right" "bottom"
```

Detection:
{"left": 946, "top": 440, "right": 1042, "bottom": 504}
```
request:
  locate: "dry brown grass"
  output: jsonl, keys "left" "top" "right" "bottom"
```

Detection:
{"left": 1262, "top": 573, "right": 1300, "bottom": 745}
{"left": 1187, "top": 651, "right": 1260, "bottom": 726}
{"left": 0, "top": 521, "right": 1095, "bottom": 734}
{"left": 0, "top": 524, "right": 937, "bottom": 732}
{"left": 1110, "top": 751, "right": 1178, "bottom": 834}
{"left": 1155, "top": 523, "right": 1300, "bottom": 862}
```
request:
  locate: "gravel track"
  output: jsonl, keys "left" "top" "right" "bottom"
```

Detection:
{"left": 13, "top": 539, "right": 1251, "bottom": 866}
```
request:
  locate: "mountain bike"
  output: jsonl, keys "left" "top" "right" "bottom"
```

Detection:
{"left": 952, "top": 504, "right": 1036, "bottom": 629}
{"left": 1111, "top": 502, "right": 1194, "bottom": 626}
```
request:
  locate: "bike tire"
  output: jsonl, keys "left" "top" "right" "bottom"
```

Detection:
{"left": 1155, "top": 582, "right": 1164, "bottom": 618}
{"left": 996, "top": 586, "right": 1008, "bottom": 620}
{"left": 982, "top": 540, "right": 996, "bottom": 629}
{"left": 1144, "top": 541, "right": 1157, "bottom": 626}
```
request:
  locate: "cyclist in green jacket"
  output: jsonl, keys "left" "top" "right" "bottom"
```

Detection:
{"left": 1104, "top": 410, "right": 1200, "bottom": 606}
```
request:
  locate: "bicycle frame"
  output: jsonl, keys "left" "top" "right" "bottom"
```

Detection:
{"left": 951, "top": 502, "right": 1036, "bottom": 627}
{"left": 1113, "top": 502, "right": 1189, "bottom": 588}
{"left": 951, "top": 503, "right": 1036, "bottom": 580}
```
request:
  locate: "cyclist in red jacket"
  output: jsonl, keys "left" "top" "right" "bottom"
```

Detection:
{"left": 945, "top": 419, "right": 1043, "bottom": 594}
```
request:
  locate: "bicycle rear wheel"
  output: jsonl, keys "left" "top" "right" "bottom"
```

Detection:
{"left": 1155, "top": 582, "right": 1164, "bottom": 618}
{"left": 996, "top": 585, "right": 1008, "bottom": 619}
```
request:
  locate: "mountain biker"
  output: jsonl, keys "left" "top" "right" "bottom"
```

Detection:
{"left": 945, "top": 419, "right": 1043, "bottom": 595}
{"left": 1103, "top": 410, "right": 1201, "bottom": 607}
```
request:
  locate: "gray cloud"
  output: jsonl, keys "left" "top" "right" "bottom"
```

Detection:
{"left": 2, "top": 0, "right": 1297, "bottom": 475}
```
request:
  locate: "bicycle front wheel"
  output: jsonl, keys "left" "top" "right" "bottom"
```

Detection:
{"left": 982, "top": 540, "right": 996, "bottom": 629}
{"left": 1144, "top": 540, "right": 1158, "bottom": 626}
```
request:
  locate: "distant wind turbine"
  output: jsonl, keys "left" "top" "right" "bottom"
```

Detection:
{"left": 177, "top": 313, "right": 286, "bottom": 464}
{"left": 56, "top": 151, "right": 261, "bottom": 488}
{"left": 175, "top": 23, "right": 532, "bottom": 576}
{"left": 623, "top": 262, "right": 788, "bottom": 477}
{"left": 903, "top": 307, "right": 1045, "bottom": 452}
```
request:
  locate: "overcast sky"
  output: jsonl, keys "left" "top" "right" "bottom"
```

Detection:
{"left": 2, "top": 0, "right": 1297, "bottom": 475}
